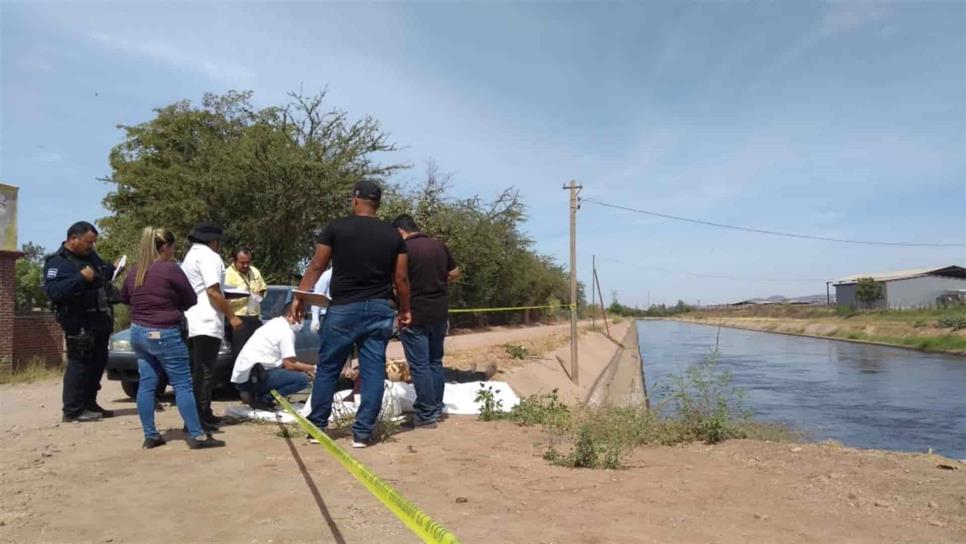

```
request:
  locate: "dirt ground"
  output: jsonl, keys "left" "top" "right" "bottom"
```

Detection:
{"left": 2, "top": 323, "right": 964, "bottom": 543}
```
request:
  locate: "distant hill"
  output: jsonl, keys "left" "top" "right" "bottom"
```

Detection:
{"left": 732, "top": 294, "right": 832, "bottom": 305}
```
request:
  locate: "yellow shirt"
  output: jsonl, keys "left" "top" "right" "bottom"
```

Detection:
{"left": 224, "top": 264, "right": 268, "bottom": 316}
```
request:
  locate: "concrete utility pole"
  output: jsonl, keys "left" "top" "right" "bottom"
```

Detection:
{"left": 591, "top": 254, "right": 596, "bottom": 328}
{"left": 563, "top": 180, "right": 582, "bottom": 385}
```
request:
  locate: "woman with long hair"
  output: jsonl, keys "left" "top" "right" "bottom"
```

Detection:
{"left": 119, "top": 227, "right": 225, "bottom": 449}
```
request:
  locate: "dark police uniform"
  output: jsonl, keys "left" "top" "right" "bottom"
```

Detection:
{"left": 43, "top": 245, "right": 116, "bottom": 419}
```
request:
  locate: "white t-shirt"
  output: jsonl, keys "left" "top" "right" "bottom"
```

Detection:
{"left": 231, "top": 317, "right": 297, "bottom": 383}
{"left": 311, "top": 268, "right": 333, "bottom": 324}
{"left": 182, "top": 243, "right": 226, "bottom": 339}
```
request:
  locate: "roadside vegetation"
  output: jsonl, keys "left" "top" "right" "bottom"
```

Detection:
{"left": 476, "top": 352, "right": 796, "bottom": 470}
{"left": 0, "top": 358, "right": 63, "bottom": 385}
{"left": 681, "top": 304, "right": 966, "bottom": 355}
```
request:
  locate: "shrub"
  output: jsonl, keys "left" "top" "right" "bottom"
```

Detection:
{"left": 836, "top": 305, "right": 857, "bottom": 318}
{"left": 475, "top": 384, "right": 505, "bottom": 421}
{"left": 660, "top": 351, "right": 749, "bottom": 444}
{"left": 937, "top": 314, "right": 966, "bottom": 331}
{"left": 503, "top": 344, "right": 530, "bottom": 360}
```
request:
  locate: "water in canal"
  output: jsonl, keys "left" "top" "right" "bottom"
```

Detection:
{"left": 636, "top": 320, "right": 966, "bottom": 459}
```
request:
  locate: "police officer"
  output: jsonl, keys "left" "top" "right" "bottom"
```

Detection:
{"left": 43, "top": 221, "right": 118, "bottom": 422}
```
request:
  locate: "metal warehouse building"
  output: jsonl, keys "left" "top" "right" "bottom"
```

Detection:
{"left": 833, "top": 265, "right": 966, "bottom": 309}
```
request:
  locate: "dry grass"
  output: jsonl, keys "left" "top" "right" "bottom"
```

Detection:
{"left": 0, "top": 358, "right": 63, "bottom": 385}
{"left": 446, "top": 331, "right": 573, "bottom": 373}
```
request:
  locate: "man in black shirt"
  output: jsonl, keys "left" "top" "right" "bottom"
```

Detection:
{"left": 391, "top": 214, "right": 460, "bottom": 428}
{"left": 291, "top": 180, "right": 411, "bottom": 447}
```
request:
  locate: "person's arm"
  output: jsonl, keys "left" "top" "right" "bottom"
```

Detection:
{"left": 444, "top": 244, "right": 460, "bottom": 283}
{"left": 291, "top": 244, "right": 332, "bottom": 321}
{"left": 201, "top": 255, "right": 241, "bottom": 329}
{"left": 281, "top": 357, "right": 316, "bottom": 376}
{"left": 394, "top": 253, "right": 412, "bottom": 327}
{"left": 43, "top": 260, "right": 91, "bottom": 303}
{"left": 119, "top": 269, "right": 133, "bottom": 306}
{"left": 170, "top": 264, "right": 198, "bottom": 311}
{"left": 254, "top": 269, "right": 268, "bottom": 297}
{"left": 207, "top": 285, "right": 241, "bottom": 329}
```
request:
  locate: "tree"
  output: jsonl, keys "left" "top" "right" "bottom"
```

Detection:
{"left": 855, "top": 277, "right": 884, "bottom": 309}
{"left": 380, "top": 163, "right": 576, "bottom": 326}
{"left": 99, "top": 90, "right": 403, "bottom": 282}
{"left": 15, "top": 242, "right": 48, "bottom": 312}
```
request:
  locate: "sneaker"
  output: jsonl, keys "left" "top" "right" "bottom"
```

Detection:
{"left": 306, "top": 434, "right": 321, "bottom": 445}
{"left": 142, "top": 436, "right": 167, "bottom": 449}
{"left": 187, "top": 436, "right": 226, "bottom": 449}
{"left": 351, "top": 436, "right": 370, "bottom": 449}
{"left": 87, "top": 403, "right": 115, "bottom": 418}
{"left": 408, "top": 419, "right": 438, "bottom": 430}
{"left": 62, "top": 410, "right": 103, "bottom": 423}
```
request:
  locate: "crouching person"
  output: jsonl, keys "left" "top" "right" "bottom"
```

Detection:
{"left": 231, "top": 303, "right": 315, "bottom": 411}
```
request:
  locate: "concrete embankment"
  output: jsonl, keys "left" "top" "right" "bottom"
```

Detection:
{"left": 503, "top": 321, "right": 647, "bottom": 406}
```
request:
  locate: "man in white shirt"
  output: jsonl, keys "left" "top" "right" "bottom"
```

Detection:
{"left": 182, "top": 222, "right": 242, "bottom": 430}
{"left": 310, "top": 268, "right": 333, "bottom": 334}
{"left": 231, "top": 306, "right": 315, "bottom": 411}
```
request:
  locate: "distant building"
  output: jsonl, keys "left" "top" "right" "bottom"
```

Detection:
{"left": 833, "top": 266, "right": 966, "bottom": 309}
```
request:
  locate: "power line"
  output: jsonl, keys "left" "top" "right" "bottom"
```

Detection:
{"left": 582, "top": 198, "right": 965, "bottom": 248}
{"left": 598, "top": 257, "right": 828, "bottom": 283}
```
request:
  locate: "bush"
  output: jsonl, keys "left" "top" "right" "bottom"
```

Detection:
{"left": 660, "top": 351, "right": 749, "bottom": 444}
{"left": 503, "top": 344, "right": 530, "bottom": 360}
{"left": 507, "top": 390, "right": 571, "bottom": 428}
{"left": 474, "top": 384, "right": 505, "bottom": 421}
{"left": 836, "top": 305, "right": 857, "bottom": 318}
{"left": 937, "top": 314, "right": 966, "bottom": 331}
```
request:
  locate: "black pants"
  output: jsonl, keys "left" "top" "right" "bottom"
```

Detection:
{"left": 188, "top": 335, "right": 221, "bottom": 423}
{"left": 229, "top": 316, "right": 262, "bottom": 358}
{"left": 62, "top": 330, "right": 110, "bottom": 418}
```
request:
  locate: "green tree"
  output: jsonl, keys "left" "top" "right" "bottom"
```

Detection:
{"left": 15, "top": 242, "right": 49, "bottom": 312}
{"left": 99, "top": 90, "right": 402, "bottom": 282}
{"left": 98, "top": 91, "right": 577, "bottom": 326}
{"left": 855, "top": 277, "right": 884, "bottom": 309}
{"left": 380, "top": 163, "right": 576, "bottom": 326}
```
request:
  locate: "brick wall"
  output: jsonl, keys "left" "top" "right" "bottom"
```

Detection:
{"left": 0, "top": 251, "right": 20, "bottom": 372}
{"left": 13, "top": 313, "right": 64, "bottom": 370}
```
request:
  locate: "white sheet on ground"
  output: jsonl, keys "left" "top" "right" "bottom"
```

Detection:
{"left": 225, "top": 380, "right": 520, "bottom": 423}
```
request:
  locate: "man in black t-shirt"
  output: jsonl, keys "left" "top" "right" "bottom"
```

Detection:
{"left": 391, "top": 214, "right": 460, "bottom": 428}
{"left": 291, "top": 180, "right": 411, "bottom": 447}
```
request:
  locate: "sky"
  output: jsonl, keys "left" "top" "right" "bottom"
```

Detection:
{"left": 2, "top": 1, "right": 964, "bottom": 306}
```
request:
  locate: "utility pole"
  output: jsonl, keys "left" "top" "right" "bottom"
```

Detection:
{"left": 591, "top": 254, "right": 596, "bottom": 328}
{"left": 563, "top": 180, "right": 582, "bottom": 385}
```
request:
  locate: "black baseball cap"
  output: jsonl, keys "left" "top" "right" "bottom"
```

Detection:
{"left": 353, "top": 179, "right": 382, "bottom": 202}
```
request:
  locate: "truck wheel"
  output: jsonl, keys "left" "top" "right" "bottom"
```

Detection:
{"left": 121, "top": 381, "right": 139, "bottom": 398}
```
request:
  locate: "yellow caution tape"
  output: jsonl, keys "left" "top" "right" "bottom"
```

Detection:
{"left": 449, "top": 303, "right": 575, "bottom": 314}
{"left": 270, "top": 390, "right": 462, "bottom": 544}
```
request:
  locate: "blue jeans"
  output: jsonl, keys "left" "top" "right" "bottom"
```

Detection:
{"left": 236, "top": 367, "right": 309, "bottom": 405}
{"left": 131, "top": 324, "right": 205, "bottom": 440}
{"left": 308, "top": 299, "right": 395, "bottom": 441}
{"left": 400, "top": 321, "right": 448, "bottom": 424}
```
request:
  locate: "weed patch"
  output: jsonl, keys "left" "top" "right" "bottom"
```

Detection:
{"left": 0, "top": 358, "right": 63, "bottom": 385}
{"left": 476, "top": 353, "right": 794, "bottom": 470}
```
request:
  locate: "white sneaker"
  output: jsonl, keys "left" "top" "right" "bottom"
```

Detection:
{"left": 352, "top": 439, "right": 369, "bottom": 449}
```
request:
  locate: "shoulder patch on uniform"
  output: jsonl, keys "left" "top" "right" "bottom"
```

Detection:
{"left": 47, "top": 268, "right": 58, "bottom": 278}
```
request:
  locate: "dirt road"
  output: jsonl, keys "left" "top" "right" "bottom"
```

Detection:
{"left": 1, "top": 323, "right": 964, "bottom": 543}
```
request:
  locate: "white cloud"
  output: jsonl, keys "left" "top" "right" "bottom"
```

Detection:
{"left": 87, "top": 31, "right": 253, "bottom": 87}
{"left": 749, "top": 2, "right": 891, "bottom": 91}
